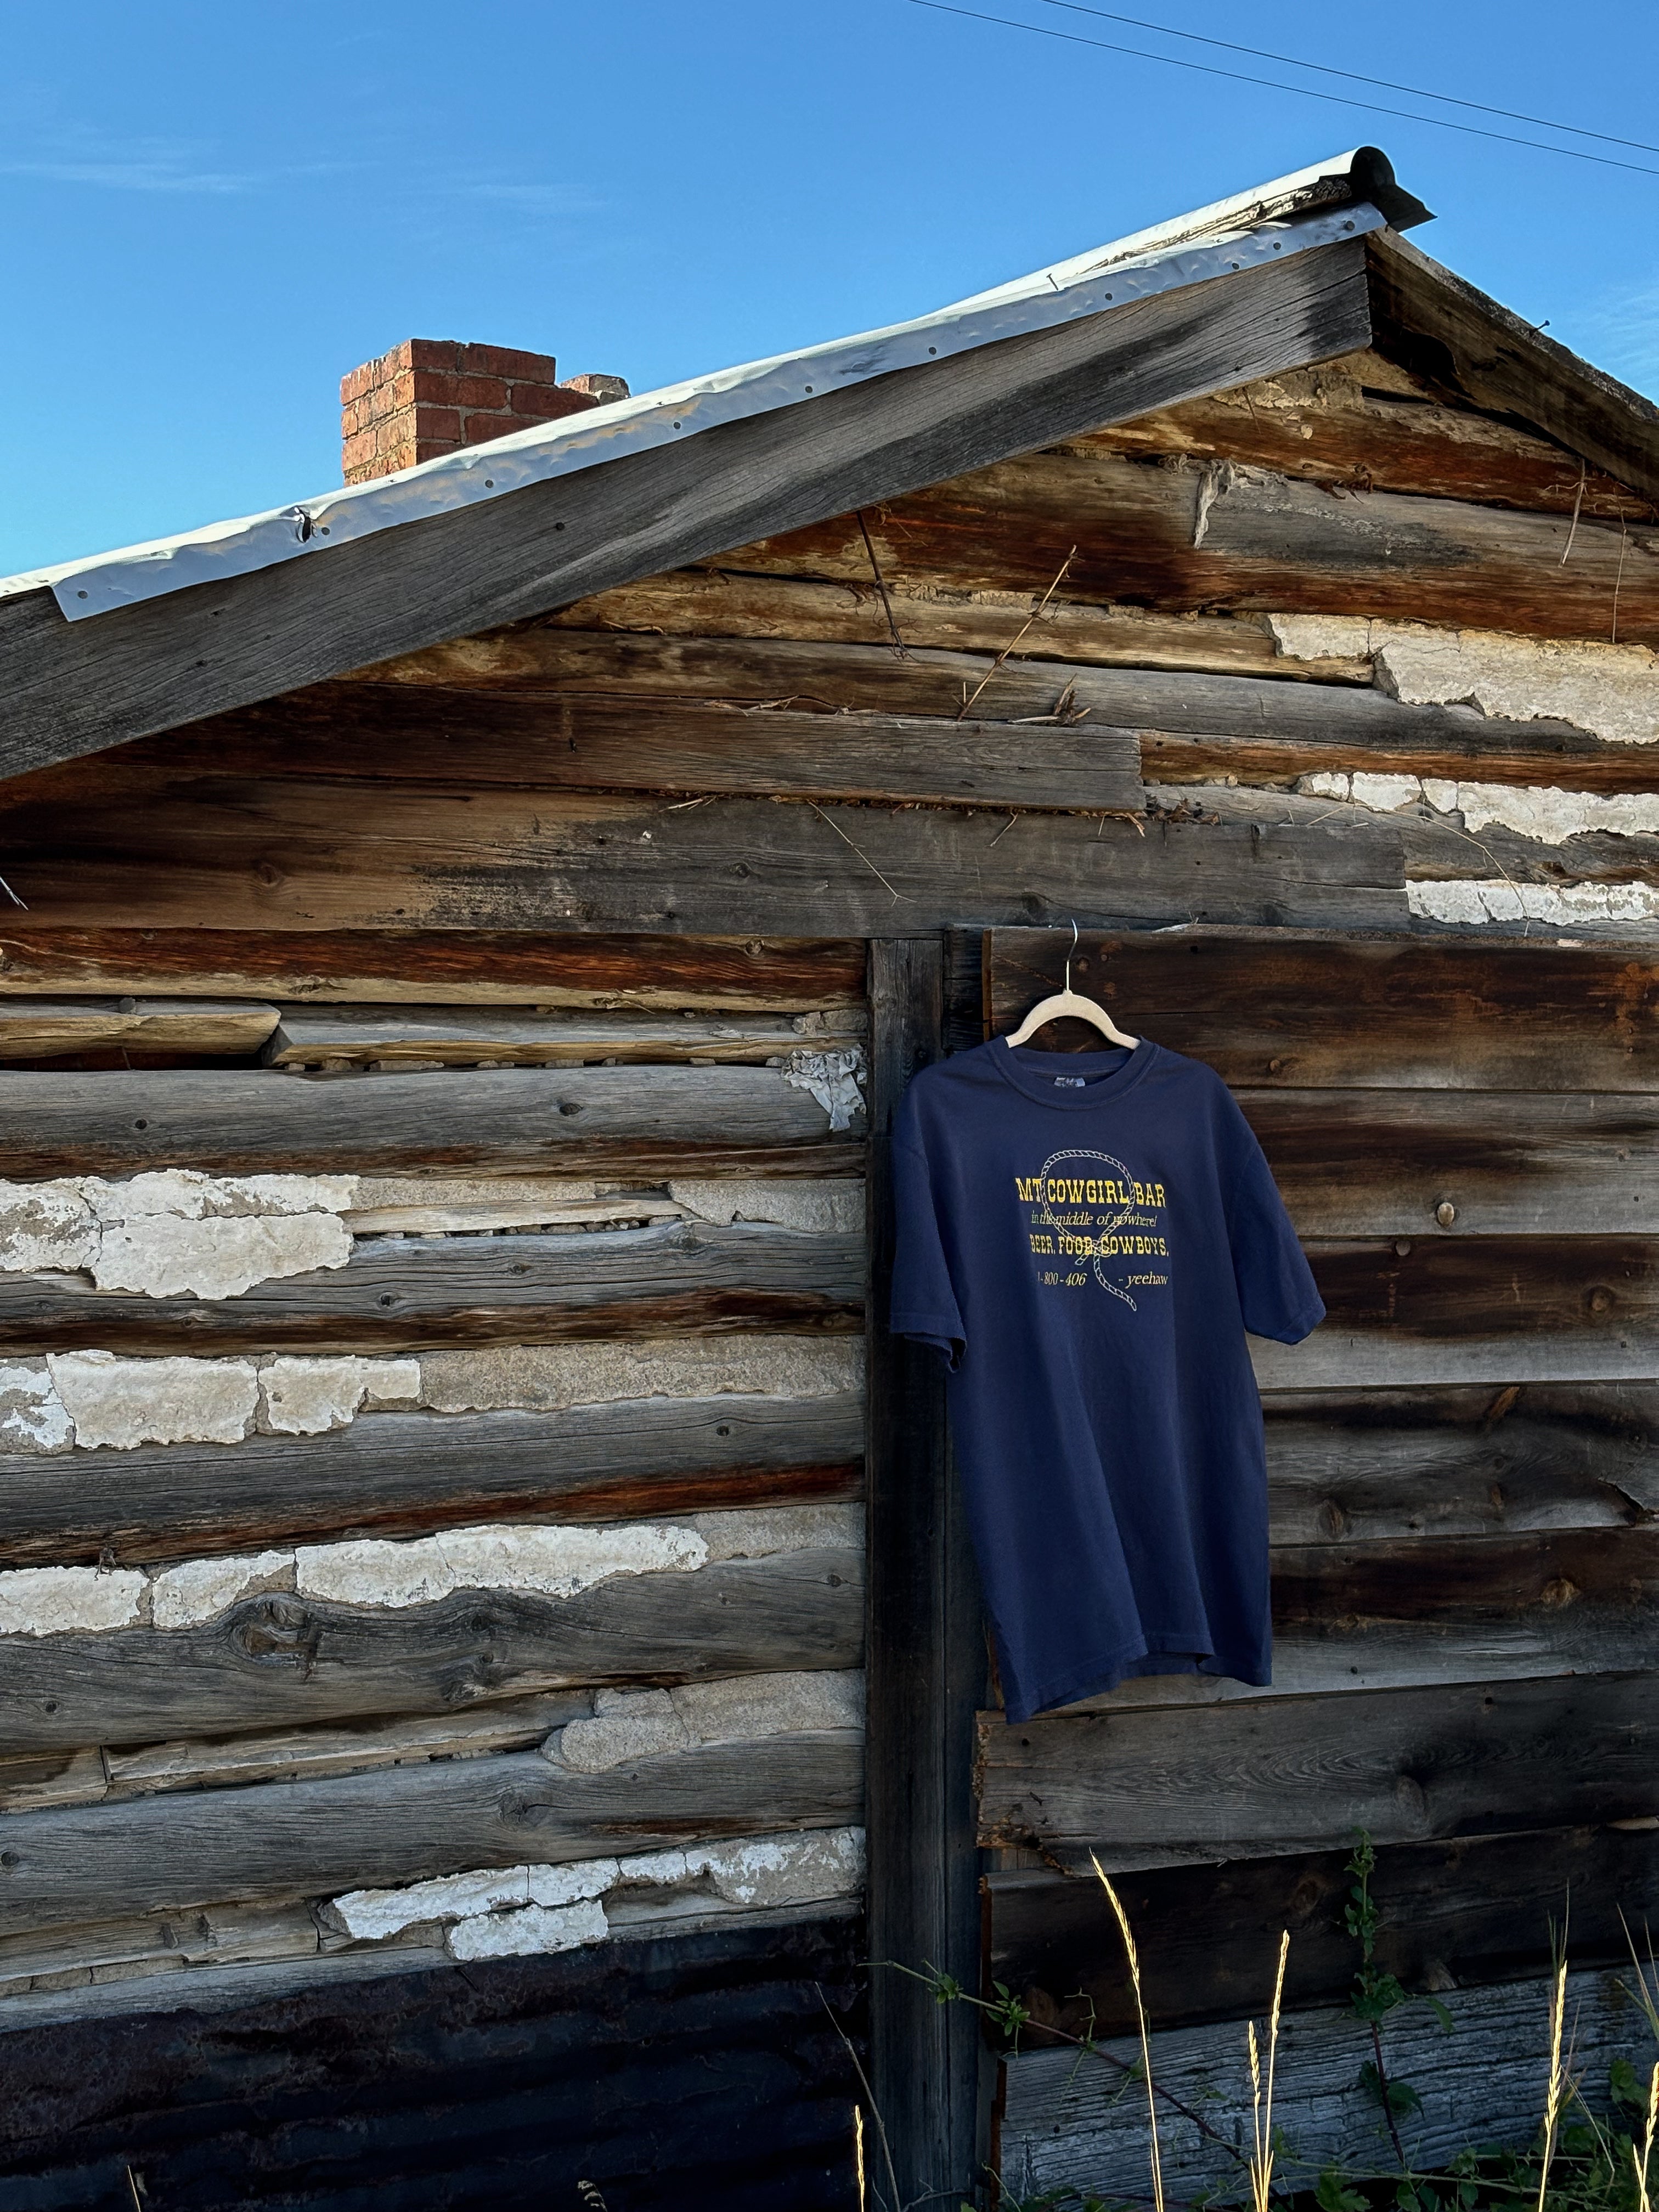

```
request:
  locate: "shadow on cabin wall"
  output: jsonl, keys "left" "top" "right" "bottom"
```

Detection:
{"left": 0, "top": 1917, "right": 864, "bottom": 2212}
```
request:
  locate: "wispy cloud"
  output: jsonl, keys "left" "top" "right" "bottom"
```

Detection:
{"left": 2, "top": 158, "right": 251, "bottom": 193}
{"left": 0, "top": 133, "right": 255, "bottom": 195}
{"left": 461, "top": 182, "right": 606, "bottom": 214}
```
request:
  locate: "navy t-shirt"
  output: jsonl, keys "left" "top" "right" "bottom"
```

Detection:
{"left": 891, "top": 1037, "right": 1323, "bottom": 1723}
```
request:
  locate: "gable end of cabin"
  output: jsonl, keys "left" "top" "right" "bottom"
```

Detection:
{"left": 0, "top": 148, "right": 1655, "bottom": 2209}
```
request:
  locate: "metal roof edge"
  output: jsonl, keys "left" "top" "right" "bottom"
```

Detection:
{"left": 951, "top": 146, "right": 1430, "bottom": 309}
{"left": 3, "top": 162, "right": 1409, "bottom": 628}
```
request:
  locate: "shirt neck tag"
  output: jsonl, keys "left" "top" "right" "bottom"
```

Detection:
{"left": 1054, "top": 1075, "right": 1087, "bottom": 1088}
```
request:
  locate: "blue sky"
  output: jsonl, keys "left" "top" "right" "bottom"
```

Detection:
{"left": 3, "top": 0, "right": 1657, "bottom": 578}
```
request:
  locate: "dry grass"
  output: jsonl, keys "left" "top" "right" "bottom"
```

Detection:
{"left": 1093, "top": 1854, "right": 1165, "bottom": 2212}
{"left": 1537, "top": 1954, "right": 1572, "bottom": 2212}
{"left": 1634, "top": 2065, "right": 1659, "bottom": 2212}
{"left": 889, "top": 1863, "right": 1659, "bottom": 2212}
{"left": 1249, "top": 1929, "right": 1291, "bottom": 2212}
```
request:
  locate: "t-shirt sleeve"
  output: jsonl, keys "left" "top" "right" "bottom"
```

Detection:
{"left": 889, "top": 1114, "right": 966, "bottom": 1370}
{"left": 1217, "top": 1087, "right": 1325, "bottom": 1346}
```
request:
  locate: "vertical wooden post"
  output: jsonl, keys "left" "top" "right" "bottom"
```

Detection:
{"left": 865, "top": 938, "right": 985, "bottom": 2205}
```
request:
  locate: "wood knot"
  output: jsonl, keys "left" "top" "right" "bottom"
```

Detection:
{"left": 1392, "top": 1773, "right": 1429, "bottom": 1824}
{"left": 1481, "top": 1386, "right": 1522, "bottom": 1430}
{"left": 498, "top": 1787, "right": 549, "bottom": 1830}
{"left": 1288, "top": 1874, "right": 1327, "bottom": 1921}
{"left": 229, "top": 1596, "right": 320, "bottom": 1674}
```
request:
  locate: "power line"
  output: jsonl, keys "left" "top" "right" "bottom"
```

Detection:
{"left": 906, "top": 0, "right": 1659, "bottom": 178}
{"left": 1036, "top": 0, "right": 1659, "bottom": 158}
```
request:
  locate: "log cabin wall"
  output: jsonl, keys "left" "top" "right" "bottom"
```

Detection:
{"left": 0, "top": 944, "right": 871, "bottom": 2209}
{"left": 0, "top": 271, "right": 1656, "bottom": 2204}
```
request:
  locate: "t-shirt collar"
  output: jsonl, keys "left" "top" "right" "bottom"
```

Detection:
{"left": 990, "top": 1037, "right": 1160, "bottom": 1110}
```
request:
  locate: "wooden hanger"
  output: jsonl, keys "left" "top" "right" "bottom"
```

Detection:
{"left": 1003, "top": 921, "right": 1139, "bottom": 1051}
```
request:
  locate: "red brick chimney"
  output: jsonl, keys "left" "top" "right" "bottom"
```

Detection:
{"left": 340, "top": 340, "right": 629, "bottom": 485}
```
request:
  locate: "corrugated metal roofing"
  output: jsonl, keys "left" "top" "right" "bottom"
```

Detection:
{"left": 1, "top": 147, "right": 1428, "bottom": 626}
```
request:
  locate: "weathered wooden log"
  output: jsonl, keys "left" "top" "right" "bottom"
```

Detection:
{"left": 0, "top": 1747, "right": 108, "bottom": 1817}
{"left": 1277, "top": 1525, "right": 1659, "bottom": 1675}
{"left": 263, "top": 1005, "right": 867, "bottom": 1067}
{"left": 987, "top": 1823, "right": 1659, "bottom": 2039}
{"left": 985, "top": 927, "right": 1659, "bottom": 1091}
{"left": 0, "top": 1898, "right": 324, "bottom": 2000}
{"left": 0, "top": 1393, "right": 866, "bottom": 1567}
{"left": 341, "top": 1189, "right": 691, "bottom": 1234}
{"left": 0, "top": 1547, "right": 864, "bottom": 1756}
{"left": 0, "top": 1065, "right": 863, "bottom": 1181}
{"left": 538, "top": 569, "right": 1348, "bottom": 681}
{"left": 0, "top": 1221, "right": 865, "bottom": 1352}
{"left": 1158, "top": 778, "right": 1659, "bottom": 911}
{"left": 723, "top": 445, "right": 1659, "bottom": 645}
{"left": 978, "top": 1671, "right": 1659, "bottom": 1869}
{"left": 1074, "top": 345, "right": 1658, "bottom": 521}
{"left": 1062, "top": 1525, "right": 1659, "bottom": 1708}
{"left": 0, "top": 1001, "right": 278, "bottom": 1060}
{"left": 1393, "top": 808, "right": 1659, "bottom": 897}
{"left": 998, "top": 1968, "right": 1642, "bottom": 2204}
{"left": 0, "top": 1731, "right": 865, "bottom": 1932}
{"left": 0, "top": 236, "right": 1373, "bottom": 776}
{"left": 0, "top": 775, "right": 1408, "bottom": 938}
{"left": 0, "top": 1897, "right": 861, "bottom": 2034}
{"left": 1321, "top": 1232, "right": 1657, "bottom": 1338}
{"left": 185, "top": 693, "right": 1147, "bottom": 815}
{"left": 99, "top": 1690, "right": 596, "bottom": 1804}
{"left": 1141, "top": 723, "right": 1659, "bottom": 793}
{"left": 1260, "top": 1235, "right": 1659, "bottom": 1389}
{"left": 1244, "top": 1088, "right": 1659, "bottom": 1237}
{"left": 0, "top": 1882, "right": 855, "bottom": 2008}
{"left": 1260, "top": 1384, "right": 1658, "bottom": 1543}
{"left": 9, "top": 1382, "right": 1607, "bottom": 1615}
{"left": 0, "top": 1691, "right": 596, "bottom": 1814}
{"left": 0, "top": 929, "right": 870, "bottom": 1009}
{"left": 200, "top": 642, "right": 1659, "bottom": 792}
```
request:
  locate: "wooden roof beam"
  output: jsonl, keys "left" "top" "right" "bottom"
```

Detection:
{"left": 1366, "top": 228, "right": 1659, "bottom": 506}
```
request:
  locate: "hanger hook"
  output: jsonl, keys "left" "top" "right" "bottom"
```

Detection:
{"left": 1066, "top": 917, "right": 1078, "bottom": 991}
